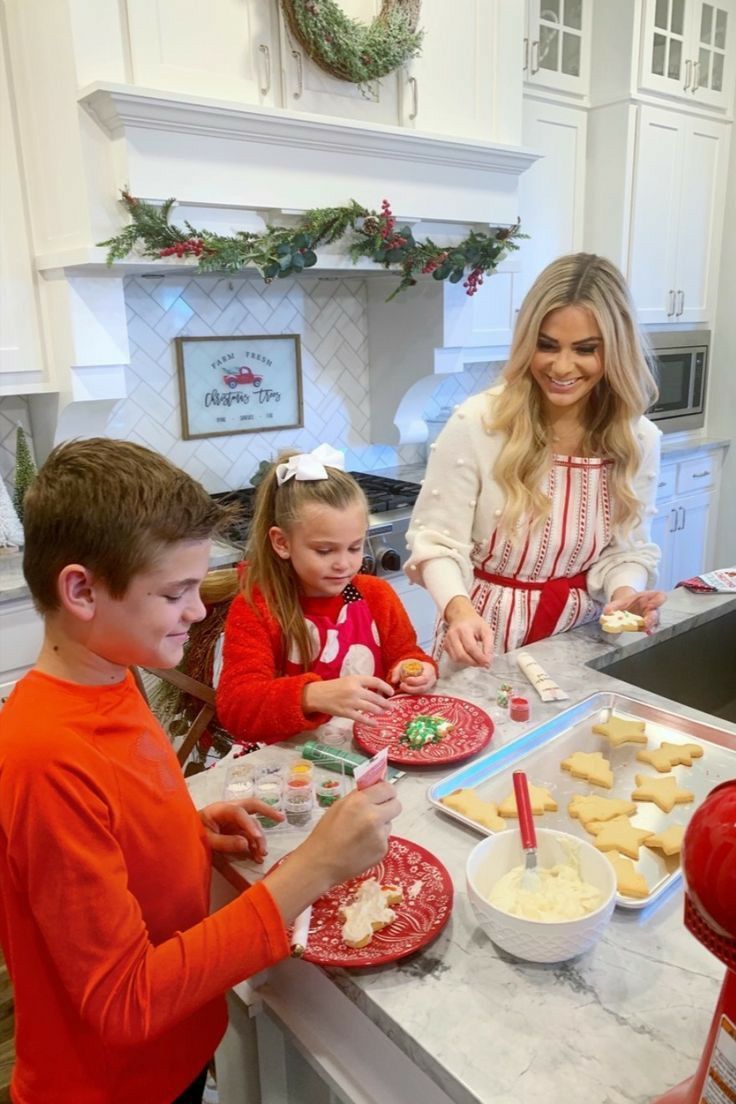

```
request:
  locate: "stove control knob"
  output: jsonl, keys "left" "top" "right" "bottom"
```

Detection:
{"left": 378, "top": 547, "right": 401, "bottom": 573}
{"left": 360, "top": 552, "right": 376, "bottom": 575}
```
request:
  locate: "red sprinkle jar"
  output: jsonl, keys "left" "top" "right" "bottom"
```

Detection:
{"left": 508, "top": 696, "right": 531, "bottom": 722}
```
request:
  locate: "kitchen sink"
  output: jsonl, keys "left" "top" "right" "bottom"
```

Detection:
{"left": 591, "top": 609, "right": 736, "bottom": 724}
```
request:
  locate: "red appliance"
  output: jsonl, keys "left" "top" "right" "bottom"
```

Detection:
{"left": 654, "top": 779, "right": 736, "bottom": 1102}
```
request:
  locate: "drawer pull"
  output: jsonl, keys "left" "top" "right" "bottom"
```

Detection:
{"left": 658, "top": 480, "right": 666, "bottom": 488}
{"left": 692, "top": 470, "right": 711, "bottom": 479}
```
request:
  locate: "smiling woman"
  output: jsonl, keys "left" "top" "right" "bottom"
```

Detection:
{"left": 405, "top": 253, "right": 667, "bottom": 663}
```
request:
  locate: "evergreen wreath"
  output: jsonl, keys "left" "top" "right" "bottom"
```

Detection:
{"left": 280, "top": 0, "right": 423, "bottom": 86}
{"left": 100, "top": 192, "right": 525, "bottom": 301}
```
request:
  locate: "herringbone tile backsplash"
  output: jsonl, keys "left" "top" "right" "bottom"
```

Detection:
{"left": 0, "top": 274, "right": 500, "bottom": 495}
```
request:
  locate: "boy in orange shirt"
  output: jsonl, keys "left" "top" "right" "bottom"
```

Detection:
{"left": 0, "top": 438, "right": 400, "bottom": 1104}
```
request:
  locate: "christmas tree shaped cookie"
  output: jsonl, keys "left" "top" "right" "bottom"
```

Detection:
{"left": 568, "top": 794, "right": 637, "bottom": 829}
{"left": 498, "top": 784, "right": 557, "bottom": 818}
{"left": 561, "top": 750, "right": 614, "bottom": 789}
{"left": 606, "top": 854, "right": 649, "bottom": 899}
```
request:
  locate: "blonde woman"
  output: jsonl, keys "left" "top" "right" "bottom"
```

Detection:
{"left": 405, "top": 253, "right": 666, "bottom": 667}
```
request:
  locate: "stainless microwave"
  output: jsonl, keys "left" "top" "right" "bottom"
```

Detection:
{"left": 646, "top": 330, "right": 709, "bottom": 433}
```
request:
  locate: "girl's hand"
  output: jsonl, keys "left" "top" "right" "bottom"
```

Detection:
{"left": 302, "top": 675, "right": 394, "bottom": 727}
{"left": 199, "top": 800, "right": 278, "bottom": 862}
{"left": 388, "top": 660, "right": 437, "bottom": 695}
{"left": 443, "top": 597, "right": 494, "bottom": 668}
{"left": 605, "top": 587, "right": 667, "bottom": 635}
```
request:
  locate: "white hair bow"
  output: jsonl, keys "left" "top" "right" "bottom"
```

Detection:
{"left": 275, "top": 443, "right": 346, "bottom": 486}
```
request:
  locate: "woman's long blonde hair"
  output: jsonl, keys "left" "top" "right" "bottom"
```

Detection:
{"left": 491, "top": 253, "right": 657, "bottom": 534}
{"left": 240, "top": 455, "right": 368, "bottom": 668}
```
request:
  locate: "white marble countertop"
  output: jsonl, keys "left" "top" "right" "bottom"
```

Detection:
{"left": 189, "top": 589, "right": 735, "bottom": 1104}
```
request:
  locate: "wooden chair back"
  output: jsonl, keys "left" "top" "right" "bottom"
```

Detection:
{"left": 132, "top": 666, "right": 216, "bottom": 768}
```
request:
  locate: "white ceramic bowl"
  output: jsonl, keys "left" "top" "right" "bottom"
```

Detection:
{"left": 466, "top": 828, "right": 616, "bottom": 963}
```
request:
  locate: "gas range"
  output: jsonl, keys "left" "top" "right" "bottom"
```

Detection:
{"left": 211, "top": 472, "right": 421, "bottom": 578}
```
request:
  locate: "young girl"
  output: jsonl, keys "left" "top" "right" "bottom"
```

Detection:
{"left": 215, "top": 445, "right": 437, "bottom": 745}
{"left": 405, "top": 252, "right": 666, "bottom": 666}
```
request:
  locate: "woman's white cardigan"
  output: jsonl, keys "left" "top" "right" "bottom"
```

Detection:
{"left": 404, "top": 387, "right": 663, "bottom": 616}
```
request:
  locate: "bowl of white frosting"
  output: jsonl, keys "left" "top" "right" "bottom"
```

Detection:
{"left": 466, "top": 828, "right": 616, "bottom": 963}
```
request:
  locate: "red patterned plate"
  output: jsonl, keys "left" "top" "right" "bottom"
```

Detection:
{"left": 276, "top": 836, "right": 453, "bottom": 968}
{"left": 353, "top": 693, "right": 493, "bottom": 767}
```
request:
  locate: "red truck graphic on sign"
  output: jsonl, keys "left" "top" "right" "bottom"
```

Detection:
{"left": 223, "top": 365, "right": 263, "bottom": 389}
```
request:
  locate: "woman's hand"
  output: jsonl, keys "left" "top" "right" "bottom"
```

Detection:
{"left": 302, "top": 675, "right": 394, "bottom": 727}
{"left": 443, "top": 596, "right": 494, "bottom": 668}
{"left": 606, "top": 587, "right": 666, "bottom": 634}
{"left": 388, "top": 660, "right": 437, "bottom": 695}
{"left": 199, "top": 800, "right": 278, "bottom": 863}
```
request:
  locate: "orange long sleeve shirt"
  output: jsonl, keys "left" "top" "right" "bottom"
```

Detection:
{"left": 216, "top": 572, "right": 436, "bottom": 744}
{"left": 0, "top": 670, "right": 289, "bottom": 1104}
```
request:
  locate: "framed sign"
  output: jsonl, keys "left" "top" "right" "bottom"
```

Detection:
{"left": 175, "top": 334, "right": 303, "bottom": 440}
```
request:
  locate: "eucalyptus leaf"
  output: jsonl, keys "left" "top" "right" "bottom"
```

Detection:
{"left": 449, "top": 269, "right": 465, "bottom": 284}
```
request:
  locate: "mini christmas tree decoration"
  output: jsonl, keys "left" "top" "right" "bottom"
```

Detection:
{"left": 0, "top": 477, "right": 24, "bottom": 549}
{"left": 13, "top": 425, "right": 37, "bottom": 523}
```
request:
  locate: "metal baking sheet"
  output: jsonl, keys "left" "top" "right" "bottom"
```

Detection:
{"left": 428, "top": 692, "right": 736, "bottom": 910}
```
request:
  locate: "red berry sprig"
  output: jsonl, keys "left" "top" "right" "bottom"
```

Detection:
{"left": 421, "top": 251, "right": 449, "bottom": 275}
{"left": 463, "top": 267, "right": 484, "bottom": 296}
{"left": 158, "top": 238, "right": 206, "bottom": 259}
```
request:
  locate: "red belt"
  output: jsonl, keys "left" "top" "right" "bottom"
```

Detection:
{"left": 473, "top": 568, "right": 588, "bottom": 646}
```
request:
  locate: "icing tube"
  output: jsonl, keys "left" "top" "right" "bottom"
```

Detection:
{"left": 290, "top": 905, "right": 312, "bottom": 958}
{"left": 516, "top": 652, "right": 569, "bottom": 702}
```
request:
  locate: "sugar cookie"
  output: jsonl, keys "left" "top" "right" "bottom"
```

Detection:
{"left": 440, "top": 788, "right": 505, "bottom": 831}
{"left": 498, "top": 784, "right": 558, "bottom": 818}
{"left": 592, "top": 715, "right": 648, "bottom": 748}
{"left": 340, "top": 879, "right": 404, "bottom": 949}
{"left": 587, "top": 815, "right": 653, "bottom": 859}
{"left": 645, "top": 824, "right": 686, "bottom": 856}
{"left": 599, "top": 610, "right": 646, "bottom": 633}
{"left": 636, "top": 741, "right": 704, "bottom": 773}
{"left": 399, "top": 659, "right": 424, "bottom": 679}
{"left": 561, "top": 750, "right": 614, "bottom": 790}
{"left": 568, "top": 794, "right": 637, "bottom": 828}
{"left": 605, "top": 854, "right": 649, "bottom": 899}
{"left": 632, "top": 773, "right": 694, "bottom": 814}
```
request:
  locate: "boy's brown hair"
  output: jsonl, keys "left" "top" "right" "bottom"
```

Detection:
{"left": 23, "top": 438, "right": 235, "bottom": 613}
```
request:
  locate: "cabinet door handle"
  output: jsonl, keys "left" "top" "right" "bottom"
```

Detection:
{"left": 408, "top": 75, "right": 418, "bottom": 120}
{"left": 691, "top": 59, "right": 700, "bottom": 92}
{"left": 530, "top": 39, "right": 540, "bottom": 74}
{"left": 258, "top": 44, "right": 271, "bottom": 97}
{"left": 658, "top": 480, "right": 666, "bottom": 488}
{"left": 684, "top": 58, "right": 692, "bottom": 91}
{"left": 523, "top": 37, "right": 529, "bottom": 72}
{"left": 669, "top": 508, "right": 678, "bottom": 533}
{"left": 676, "top": 289, "right": 684, "bottom": 316}
{"left": 292, "top": 49, "right": 303, "bottom": 98}
{"left": 666, "top": 289, "right": 676, "bottom": 316}
{"left": 677, "top": 506, "right": 686, "bottom": 531}
{"left": 692, "top": 470, "right": 711, "bottom": 479}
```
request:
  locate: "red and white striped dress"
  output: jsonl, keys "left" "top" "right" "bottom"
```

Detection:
{"left": 435, "top": 454, "right": 613, "bottom": 657}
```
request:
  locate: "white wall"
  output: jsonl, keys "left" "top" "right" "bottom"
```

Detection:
{"left": 711, "top": 128, "right": 736, "bottom": 568}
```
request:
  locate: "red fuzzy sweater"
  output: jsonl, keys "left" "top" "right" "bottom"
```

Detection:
{"left": 217, "top": 573, "right": 435, "bottom": 744}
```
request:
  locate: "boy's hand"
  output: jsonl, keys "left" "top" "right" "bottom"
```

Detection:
{"left": 388, "top": 660, "right": 437, "bottom": 695}
{"left": 302, "top": 675, "right": 394, "bottom": 727}
{"left": 199, "top": 800, "right": 278, "bottom": 863}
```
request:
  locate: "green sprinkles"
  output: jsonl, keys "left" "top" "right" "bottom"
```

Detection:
{"left": 400, "top": 715, "right": 452, "bottom": 749}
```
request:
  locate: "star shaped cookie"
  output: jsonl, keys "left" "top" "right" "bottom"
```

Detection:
{"left": 645, "top": 824, "right": 686, "bottom": 856}
{"left": 498, "top": 784, "right": 558, "bottom": 818}
{"left": 587, "top": 815, "right": 653, "bottom": 859}
{"left": 593, "top": 715, "right": 648, "bottom": 747}
{"left": 561, "top": 751, "right": 614, "bottom": 789}
{"left": 636, "top": 742, "right": 704, "bottom": 773}
{"left": 568, "top": 794, "right": 637, "bottom": 829}
{"left": 606, "top": 854, "right": 649, "bottom": 899}
{"left": 440, "top": 788, "right": 505, "bottom": 831}
{"left": 632, "top": 773, "right": 694, "bottom": 814}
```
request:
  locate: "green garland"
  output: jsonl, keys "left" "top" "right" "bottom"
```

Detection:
{"left": 100, "top": 192, "right": 525, "bottom": 300}
{"left": 280, "top": 0, "right": 423, "bottom": 86}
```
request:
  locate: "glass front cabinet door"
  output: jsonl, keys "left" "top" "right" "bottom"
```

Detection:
{"left": 640, "top": 0, "right": 735, "bottom": 110}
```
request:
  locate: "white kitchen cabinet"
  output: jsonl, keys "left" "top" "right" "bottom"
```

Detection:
{"left": 0, "top": 594, "right": 44, "bottom": 694}
{"left": 585, "top": 101, "right": 730, "bottom": 325}
{"left": 0, "top": 17, "right": 47, "bottom": 391}
{"left": 513, "top": 96, "right": 587, "bottom": 310}
{"left": 125, "top": 0, "right": 281, "bottom": 105}
{"left": 523, "top": 0, "right": 592, "bottom": 98}
{"left": 628, "top": 106, "right": 729, "bottom": 323}
{"left": 388, "top": 572, "right": 437, "bottom": 652}
{"left": 279, "top": 0, "right": 401, "bottom": 125}
{"left": 640, "top": 0, "right": 736, "bottom": 110}
{"left": 651, "top": 445, "right": 725, "bottom": 590}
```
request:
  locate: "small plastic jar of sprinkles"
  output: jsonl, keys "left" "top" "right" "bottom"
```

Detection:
{"left": 284, "top": 777, "right": 314, "bottom": 827}
{"left": 316, "top": 777, "right": 343, "bottom": 808}
{"left": 255, "top": 777, "right": 283, "bottom": 828}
